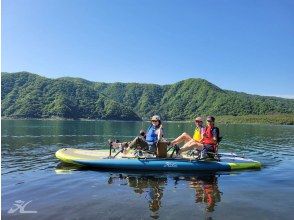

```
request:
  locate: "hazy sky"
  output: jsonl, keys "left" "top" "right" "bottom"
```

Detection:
{"left": 2, "top": 0, "right": 294, "bottom": 98}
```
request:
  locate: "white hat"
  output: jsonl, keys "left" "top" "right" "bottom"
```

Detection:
{"left": 151, "top": 115, "right": 161, "bottom": 121}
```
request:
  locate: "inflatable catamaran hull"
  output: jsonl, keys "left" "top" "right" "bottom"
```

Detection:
{"left": 55, "top": 148, "right": 261, "bottom": 171}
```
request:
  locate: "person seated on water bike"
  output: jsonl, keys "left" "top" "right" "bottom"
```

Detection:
{"left": 170, "top": 116, "right": 205, "bottom": 153}
{"left": 173, "top": 116, "right": 220, "bottom": 157}
{"left": 110, "top": 115, "right": 168, "bottom": 155}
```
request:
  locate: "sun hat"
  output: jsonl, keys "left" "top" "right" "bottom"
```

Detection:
{"left": 151, "top": 115, "right": 161, "bottom": 121}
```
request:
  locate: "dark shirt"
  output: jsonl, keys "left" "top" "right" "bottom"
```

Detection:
{"left": 212, "top": 128, "right": 218, "bottom": 139}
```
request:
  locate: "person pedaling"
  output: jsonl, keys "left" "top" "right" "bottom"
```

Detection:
{"left": 169, "top": 116, "right": 222, "bottom": 159}
{"left": 108, "top": 115, "right": 221, "bottom": 160}
{"left": 197, "top": 116, "right": 222, "bottom": 158}
{"left": 108, "top": 115, "right": 169, "bottom": 157}
{"left": 145, "top": 121, "right": 160, "bottom": 152}
{"left": 192, "top": 117, "right": 205, "bottom": 142}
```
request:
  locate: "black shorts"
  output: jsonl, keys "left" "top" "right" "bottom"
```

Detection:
{"left": 203, "top": 144, "right": 214, "bottom": 152}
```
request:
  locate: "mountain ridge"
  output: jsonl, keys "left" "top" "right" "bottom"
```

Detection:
{"left": 2, "top": 71, "right": 294, "bottom": 120}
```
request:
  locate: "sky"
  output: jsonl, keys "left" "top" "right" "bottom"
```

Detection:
{"left": 2, "top": 0, "right": 294, "bottom": 98}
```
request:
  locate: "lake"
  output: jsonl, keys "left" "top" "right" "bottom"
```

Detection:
{"left": 1, "top": 120, "right": 294, "bottom": 220}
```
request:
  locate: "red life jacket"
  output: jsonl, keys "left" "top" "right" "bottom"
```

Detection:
{"left": 202, "top": 126, "right": 215, "bottom": 145}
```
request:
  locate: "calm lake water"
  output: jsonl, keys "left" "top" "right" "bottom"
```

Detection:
{"left": 2, "top": 120, "right": 294, "bottom": 220}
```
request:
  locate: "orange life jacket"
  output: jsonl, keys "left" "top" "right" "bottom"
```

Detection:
{"left": 202, "top": 126, "right": 215, "bottom": 145}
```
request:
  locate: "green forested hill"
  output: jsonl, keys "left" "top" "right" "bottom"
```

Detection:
{"left": 1, "top": 72, "right": 294, "bottom": 121}
{"left": 1, "top": 72, "right": 141, "bottom": 120}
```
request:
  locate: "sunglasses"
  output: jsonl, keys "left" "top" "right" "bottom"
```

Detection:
{"left": 207, "top": 120, "right": 213, "bottom": 122}
{"left": 195, "top": 120, "right": 202, "bottom": 123}
{"left": 151, "top": 120, "right": 158, "bottom": 122}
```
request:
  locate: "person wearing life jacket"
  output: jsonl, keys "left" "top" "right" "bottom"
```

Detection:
{"left": 201, "top": 116, "right": 220, "bottom": 154}
{"left": 109, "top": 115, "right": 164, "bottom": 154}
{"left": 192, "top": 117, "right": 205, "bottom": 142}
{"left": 176, "top": 116, "right": 220, "bottom": 155}
{"left": 170, "top": 116, "right": 205, "bottom": 152}
{"left": 145, "top": 115, "right": 164, "bottom": 152}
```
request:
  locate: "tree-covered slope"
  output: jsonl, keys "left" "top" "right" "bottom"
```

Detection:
{"left": 94, "top": 78, "right": 294, "bottom": 120}
{"left": 1, "top": 72, "right": 294, "bottom": 120}
{"left": 1, "top": 72, "right": 141, "bottom": 120}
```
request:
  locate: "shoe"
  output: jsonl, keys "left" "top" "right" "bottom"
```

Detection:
{"left": 134, "top": 150, "right": 144, "bottom": 157}
{"left": 108, "top": 139, "right": 113, "bottom": 147}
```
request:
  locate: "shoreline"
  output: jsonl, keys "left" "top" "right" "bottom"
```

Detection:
{"left": 2, "top": 114, "right": 294, "bottom": 125}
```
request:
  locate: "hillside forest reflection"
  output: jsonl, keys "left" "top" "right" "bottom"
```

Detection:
{"left": 106, "top": 172, "right": 222, "bottom": 219}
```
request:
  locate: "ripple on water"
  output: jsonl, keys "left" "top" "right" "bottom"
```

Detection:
{"left": 220, "top": 139, "right": 293, "bottom": 167}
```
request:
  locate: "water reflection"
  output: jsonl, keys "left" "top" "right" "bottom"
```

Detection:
{"left": 106, "top": 172, "right": 221, "bottom": 219}
{"left": 129, "top": 176, "right": 165, "bottom": 219}
{"left": 187, "top": 175, "right": 221, "bottom": 212}
{"left": 105, "top": 173, "right": 165, "bottom": 219}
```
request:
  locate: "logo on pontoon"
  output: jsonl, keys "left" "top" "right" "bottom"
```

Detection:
{"left": 164, "top": 162, "right": 178, "bottom": 168}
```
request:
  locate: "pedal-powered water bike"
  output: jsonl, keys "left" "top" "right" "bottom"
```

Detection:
{"left": 55, "top": 144, "right": 261, "bottom": 171}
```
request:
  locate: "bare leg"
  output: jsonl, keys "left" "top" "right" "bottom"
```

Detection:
{"left": 171, "top": 132, "right": 193, "bottom": 145}
{"left": 179, "top": 140, "right": 204, "bottom": 154}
